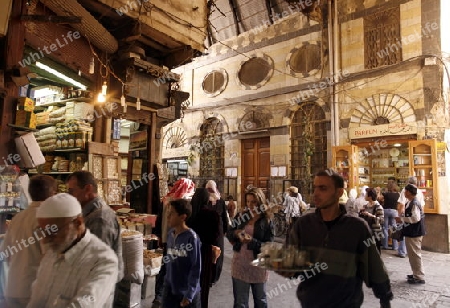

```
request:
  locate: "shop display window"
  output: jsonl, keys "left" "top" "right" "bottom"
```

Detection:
{"left": 333, "top": 139, "right": 439, "bottom": 213}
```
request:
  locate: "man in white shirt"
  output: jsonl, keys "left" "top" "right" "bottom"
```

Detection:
{"left": 0, "top": 175, "right": 56, "bottom": 308}
{"left": 27, "top": 193, "right": 118, "bottom": 308}
{"left": 397, "top": 176, "right": 425, "bottom": 212}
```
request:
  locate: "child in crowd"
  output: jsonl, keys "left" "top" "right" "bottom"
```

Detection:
{"left": 163, "top": 199, "right": 201, "bottom": 308}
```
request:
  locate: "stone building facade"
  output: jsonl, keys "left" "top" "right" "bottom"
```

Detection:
{"left": 161, "top": 0, "right": 450, "bottom": 252}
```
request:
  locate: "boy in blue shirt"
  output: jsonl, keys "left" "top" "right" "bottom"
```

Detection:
{"left": 163, "top": 199, "right": 201, "bottom": 308}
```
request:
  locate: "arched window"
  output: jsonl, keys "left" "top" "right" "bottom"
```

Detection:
{"left": 291, "top": 103, "right": 329, "bottom": 202}
{"left": 199, "top": 118, "right": 224, "bottom": 179}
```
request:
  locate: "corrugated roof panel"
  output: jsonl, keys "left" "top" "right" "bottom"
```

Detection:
{"left": 207, "top": 0, "right": 310, "bottom": 45}
{"left": 238, "top": 0, "right": 270, "bottom": 32}
{"left": 209, "top": 0, "right": 237, "bottom": 42}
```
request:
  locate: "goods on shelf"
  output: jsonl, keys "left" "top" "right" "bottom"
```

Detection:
{"left": 65, "top": 101, "right": 94, "bottom": 121}
{"left": 55, "top": 120, "right": 92, "bottom": 150}
{"left": 332, "top": 139, "right": 439, "bottom": 213}
{"left": 17, "top": 97, "right": 35, "bottom": 112}
{"left": 0, "top": 166, "right": 22, "bottom": 213}
{"left": 48, "top": 106, "right": 66, "bottom": 124}
{"left": 117, "top": 213, "right": 155, "bottom": 235}
{"left": 34, "top": 126, "right": 57, "bottom": 152}
{"left": 35, "top": 87, "right": 93, "bottom": 106}
{"left": 35, "top": 111, "right": 50, "bottom": 126}
{"left": 15, "top": 110, "right": 36, "bottom": 129}
{"left": 143, "top": 249, "right": 163, "bottom": 271}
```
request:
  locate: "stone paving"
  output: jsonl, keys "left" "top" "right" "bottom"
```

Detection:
{"left": 142, "top": 239, "right": 450, "bottom": 308}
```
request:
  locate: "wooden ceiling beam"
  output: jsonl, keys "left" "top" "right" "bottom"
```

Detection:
{"left": 21, "top": 15, "right": 81, "bottom": 23}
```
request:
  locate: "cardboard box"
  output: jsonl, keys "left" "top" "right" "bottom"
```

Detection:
{"left": 35, "top": 112, "right": 50, "bottom": 126}
{"left": 15, "top": 132, "right": 45, "bottom": 168}
{"left": 15, "top": 110, "right": 36, "bottom": 128}
{"left": 17, "top": 97, "right": 35, "bottom": 111}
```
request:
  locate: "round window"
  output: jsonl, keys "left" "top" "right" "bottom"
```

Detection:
{"left": 202, "top": 69, "right": 228, "bottom": 97}
{"left": 288, "top": 43, "right": 321, "bottom": 76}
{"left": 237, "top": 54, "right": 274, "bottom": 89}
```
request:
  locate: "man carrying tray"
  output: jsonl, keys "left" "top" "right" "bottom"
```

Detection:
{"left": 277, "top": 169, "right": 393, "bottom": 308}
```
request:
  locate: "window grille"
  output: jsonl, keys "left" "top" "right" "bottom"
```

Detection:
{"left": 291, "top": 103, "right": 329, "bottom": 203}
{"left": 364, "top": 7, "right": 401, "bottom": 69}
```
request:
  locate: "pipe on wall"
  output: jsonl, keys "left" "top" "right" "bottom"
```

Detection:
{"left": 333, "top": 0, "right": 340, "bottom": 146}
{"left": 327, "top": 0, "right": 335, "bottom": 146}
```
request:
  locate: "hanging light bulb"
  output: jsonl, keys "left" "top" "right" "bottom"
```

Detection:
{"left": 97, "top": 92, "right": 106, "bottom": 103}
{"left": 123, "top": 103, "right": 127, "bottom": 113}
{"left": 89, "top": 57, "right": 95, "bottom": 74}
{"left": 136, "top": 97, "right": 141, "bottom": 110}
{"left": 120, "top": 83, "right": 126, "bottom": 106}
{"left": 101, "top": 81, "right": 107, "bottom": 96}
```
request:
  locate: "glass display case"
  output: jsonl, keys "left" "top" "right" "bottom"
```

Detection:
{"left": 331, "top": 145, "right": 360, "bottom": 190}
{"left": 333, "top": 139, "right": 440, "bottom": 214}
{"left": 409, "top": 139, "right": 438, "bottom": 213}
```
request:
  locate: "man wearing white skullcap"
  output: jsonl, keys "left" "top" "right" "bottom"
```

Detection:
{"left": 27, "top": 193, "right": 118, "bottom": 308}
{"left": 66, "top": 171, "right": 123, "bottom": 306}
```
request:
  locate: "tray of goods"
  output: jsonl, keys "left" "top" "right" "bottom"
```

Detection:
{"left": 251, "top": 242, "right": 315, "bottom": 272}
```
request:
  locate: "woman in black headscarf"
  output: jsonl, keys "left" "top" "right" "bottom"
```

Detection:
{"left": 189, "top": 188, "right": 221, "bottom": 308}
{"left": 205, "top": 180, "right": 228, "bottom": 284}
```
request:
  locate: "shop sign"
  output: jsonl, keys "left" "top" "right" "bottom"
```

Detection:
{"left": 162, "top": 146, "right": 189, "bottom": 159}
{"left": 349, "top": 123, "right": 417, "bottom": 139}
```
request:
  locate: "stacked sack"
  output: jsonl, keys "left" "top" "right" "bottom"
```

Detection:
{"left": 65, "top": 102, "right": 94, "bottom": 121}
{"left": 34, "top": 126, "right": 57, "bottom": 152}
{"left": 48, "top": 106, "right": 66, "bottom": 124}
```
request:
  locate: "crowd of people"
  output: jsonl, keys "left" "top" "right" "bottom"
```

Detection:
{"left": 343, "top": 175, "right": 426, "bottom": 284}
{"left": 1, "top": 171, "right": 123, "bottom": 307}
{"left": 0, "top": 168, "right": 427, "bottom": 308}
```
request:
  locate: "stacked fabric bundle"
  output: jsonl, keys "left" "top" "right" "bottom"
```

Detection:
{"left": 34, "top": 126, "right": 57, "bottom": 152}
{"left": 65, "top": 101, "right": 75, "bottom": 120}
{"left": 48, "top": 106, "right": 66, "bottom": 124}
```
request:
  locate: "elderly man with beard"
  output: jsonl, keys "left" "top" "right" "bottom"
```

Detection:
{"left": 27, "top": 193, "right": 118, "bottom": 308}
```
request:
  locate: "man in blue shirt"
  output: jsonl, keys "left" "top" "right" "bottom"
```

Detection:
{"left": 163, "top": 199, "right": 201, "bottom": 308}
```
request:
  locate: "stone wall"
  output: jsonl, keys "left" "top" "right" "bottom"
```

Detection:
{"left": 163, "top": 0, "right": 450, "bottom": 252}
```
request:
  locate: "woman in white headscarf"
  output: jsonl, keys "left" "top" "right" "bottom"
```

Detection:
{"left": 205, "top": 180, "right": 228, "bottom": 284}
{"left": 345, "top": 188, "right": 359, "bottom": 217}
{"left": 354, "top": 185, "right": 369, "bottom": 212}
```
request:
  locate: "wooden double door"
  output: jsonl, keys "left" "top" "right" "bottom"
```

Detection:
{"left": 241, "top": 137, "right": 270, "bottom": 206}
